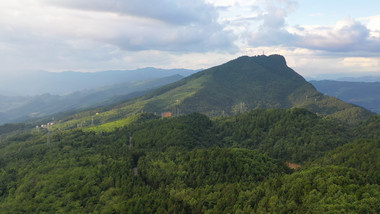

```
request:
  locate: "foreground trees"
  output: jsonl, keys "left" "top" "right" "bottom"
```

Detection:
{"left": 0, "top": 109, "right": 379, "bottom": 213}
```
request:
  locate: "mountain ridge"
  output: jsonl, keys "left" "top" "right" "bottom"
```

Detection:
{"left": 104, "top": 55, "right": 371, "bottom": 125}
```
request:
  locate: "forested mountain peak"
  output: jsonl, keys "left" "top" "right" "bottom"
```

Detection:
{"left": 102, "top": 54, "right": 371, "bottom": 125}
{"left": 140, "top": 54, "right": 310, "bottom": 114}
{"left": 209, "top": 54, "right": 298, "bottom": 78}
{"left": 206, "top": 54, "right": 306, "bottom": 90}
{"left": 233, "top": 54, "right": 288, "bottom": 69}
{"left": 48, "top": 55, "right": 373, "bottom": 128}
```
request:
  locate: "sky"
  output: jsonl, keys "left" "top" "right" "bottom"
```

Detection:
{"left": 1, "top": 0, "right": 380, "bottom": 79}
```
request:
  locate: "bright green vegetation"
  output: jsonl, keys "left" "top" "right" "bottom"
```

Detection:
{"left": 85, "top": 113, "right": 159, "bottom": 133}
{"left": 0, "top": 108, "right": 379, "bottom": 213}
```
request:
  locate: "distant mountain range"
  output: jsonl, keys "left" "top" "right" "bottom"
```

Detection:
{"left": 0, "top": 75, "right": 184, "bottom": 124}
{"left": 0, "top": 68, "right": 197, "bottom": 96}
{"left": 310, "top": 80, "right": 380, "bottom": 113}
{"left": 336, "top": 76, "right": 380, "bottom": 82}
{"left": 306, "top": 74, "right": 380, "bottom": 82}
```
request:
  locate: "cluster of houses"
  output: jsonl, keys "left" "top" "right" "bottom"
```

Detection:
{"left": 36, "top": 122, "right": 54, "bottom": 129}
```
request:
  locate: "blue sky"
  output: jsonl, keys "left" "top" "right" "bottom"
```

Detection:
{"left": 0, "top": 0, "right": 379, "bottom": 79}
{"left": 291, "top": 0, "right": 380, "bottom": 25}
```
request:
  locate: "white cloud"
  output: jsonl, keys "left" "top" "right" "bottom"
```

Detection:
{"left": 242, "top": 0, "right": 299, "bottom": 46}
{"left": 297, "top": 17, "right": 376, "bottom": 52}
{"left": 342, "top": 57, "right": 380, "bottom": 68}
{"left": 245, "top": 11, "right": 380, "bottom": 54}
{"left": 363, "top": 15, "right": 380, "bottom": 38}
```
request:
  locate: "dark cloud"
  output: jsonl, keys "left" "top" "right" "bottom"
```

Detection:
{"left": 45, "top": 0, "right": 238, "bottom": 53}
{"left": 106, "top": 23, "right": 237, "bottom": 53}
{"left": 47, "top": 0, "right": 217, "bottom": 25}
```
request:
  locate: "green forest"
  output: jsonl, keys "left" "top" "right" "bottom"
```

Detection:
{"left": 0, "top": 109, "right": 379, "bottom": 213}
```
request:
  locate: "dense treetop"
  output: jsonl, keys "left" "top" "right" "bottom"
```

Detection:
{"left": 0, "top": 107, "right": 379, "bottom": 213}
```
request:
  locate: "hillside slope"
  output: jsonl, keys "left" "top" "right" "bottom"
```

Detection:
{"left": 96, "top": 55, "right": 372, "bottom": 125}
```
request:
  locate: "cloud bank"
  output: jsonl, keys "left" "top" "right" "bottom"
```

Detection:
{"left": 0, "top": 0, "right": 379, "bottom": 77}
{"left": 242, "top": 1, "right": 380, "bottom": 54}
